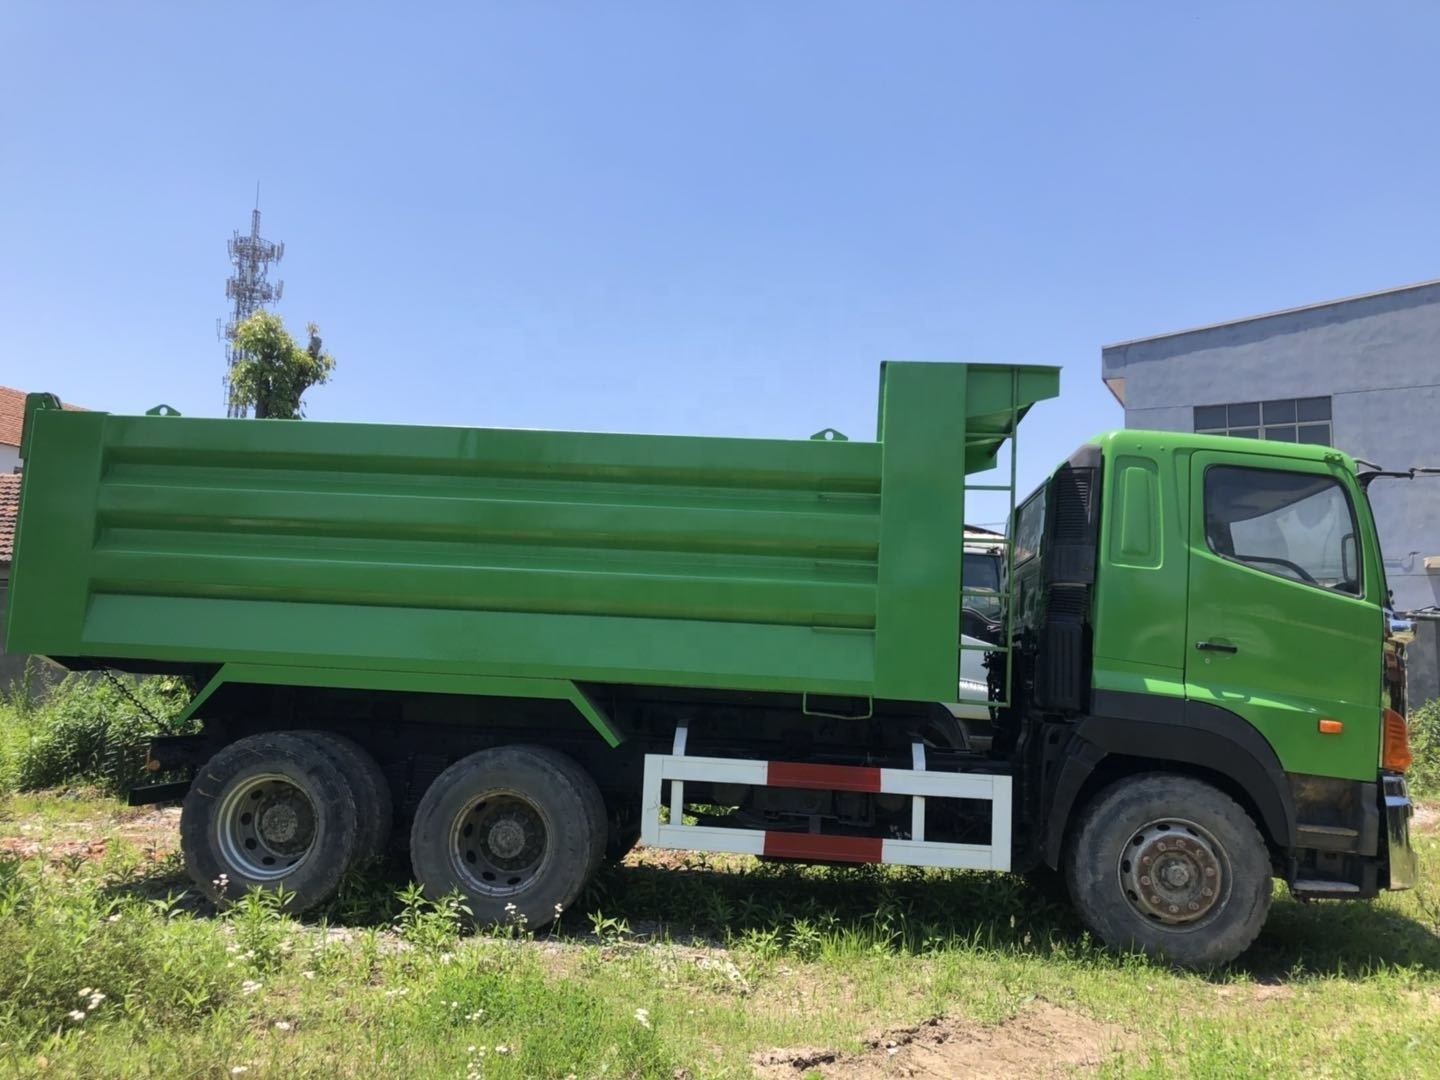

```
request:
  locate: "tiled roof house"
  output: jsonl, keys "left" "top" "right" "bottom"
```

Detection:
{"left": 0, "top": 472, "right": 18, "bottom": 570}
{"left": 1, "top": 387, "right": 85, "bottom": 681}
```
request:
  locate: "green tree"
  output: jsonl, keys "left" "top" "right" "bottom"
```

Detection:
{"left": 228, "top": 311, "right": 336, "bottom": 419}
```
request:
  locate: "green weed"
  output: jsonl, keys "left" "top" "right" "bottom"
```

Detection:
{"left": 0, "top": 853, "right": 233, "bottom": 1044}
{"left": 1408, "top": 697, "right": 1440, "bottom": 794}
{"left": 395, "top": 883, "right": 472, "bottom": 951}
{"left": 2, "top": 673, "right": 195, "bottom": 797}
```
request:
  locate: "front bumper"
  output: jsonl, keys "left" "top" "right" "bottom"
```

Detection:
{"left": 1382, "top": 773, "right": 1418, "bottom": 891}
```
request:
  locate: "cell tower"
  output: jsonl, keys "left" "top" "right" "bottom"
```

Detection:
{"left": 220, "top": 191, "right": 284, "bottom": 417}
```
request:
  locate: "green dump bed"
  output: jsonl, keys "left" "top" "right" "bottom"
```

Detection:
{"left": 7, "top": 363, "right": 1057, "bottom": 703}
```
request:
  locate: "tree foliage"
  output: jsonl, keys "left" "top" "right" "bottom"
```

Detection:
{"left": 229, "top": 311, "right": 336, "bottom": 419}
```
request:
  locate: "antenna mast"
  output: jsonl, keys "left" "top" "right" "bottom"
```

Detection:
{"left": 220, "top": 190, "right": 284, "bottom": 417}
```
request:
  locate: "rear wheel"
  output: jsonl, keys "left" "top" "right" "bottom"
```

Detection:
{"left": 181, "top": 732, "right": 363, "bottom": 911}
{"left": 1065, "top": 773, "right": 1272, "bottom": 968}
{"left": 409, "top": 745, "right": 604, "bottom": 928}
{"left": 290, "top": 730, "right": 393, "bottom": 862}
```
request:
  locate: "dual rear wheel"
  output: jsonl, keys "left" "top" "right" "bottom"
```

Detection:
{"left": 181, "top": 735, "right": 603, "bottom": 927}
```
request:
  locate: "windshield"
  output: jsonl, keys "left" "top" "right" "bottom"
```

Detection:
{"left": 962, "top": 550, "right": 1003, "bottom": 618}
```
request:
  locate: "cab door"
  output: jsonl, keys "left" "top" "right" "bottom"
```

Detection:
{"left": 1185, "top": 452, "right": 1381, "bottom": 782}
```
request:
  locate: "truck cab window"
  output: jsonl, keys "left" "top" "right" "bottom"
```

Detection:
{"left": 1203, "top": 466, "right": 1361, "bottom": 595}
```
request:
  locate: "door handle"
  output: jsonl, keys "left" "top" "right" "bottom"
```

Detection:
{"left": 1195, "top": 641, "right": 1238, "bottom": 654}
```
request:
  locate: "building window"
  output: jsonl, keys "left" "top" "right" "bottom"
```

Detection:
{"left": 1193, "top": 397, "right": 1331, "bottom": 445}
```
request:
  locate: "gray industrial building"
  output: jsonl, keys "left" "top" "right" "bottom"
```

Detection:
{"left": 1101, "top": 278, "right": 1440, "bottom": 707}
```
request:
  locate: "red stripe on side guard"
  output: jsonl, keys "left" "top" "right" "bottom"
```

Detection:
{"left": 767, "top": 761, "right": 882, "bottom": 793}
{"left": 764, "top": 833, "right": 884, "bottom": 863}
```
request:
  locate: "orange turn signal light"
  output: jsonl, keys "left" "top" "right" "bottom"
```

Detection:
{"left": 1318, "top": 719, "right": 1343, "bottom": 735}
{"left": 1382, "top": 708, "right": 1412, "bottom": 773}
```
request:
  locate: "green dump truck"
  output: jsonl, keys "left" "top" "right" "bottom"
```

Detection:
{"left": 6, "top": 362, "right": 1417, "bottom": 966}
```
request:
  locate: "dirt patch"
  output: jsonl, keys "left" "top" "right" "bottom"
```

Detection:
{"left": 1412, "top": 803, "right": 1439, "bottom": 835}
{"left": 753, "top": 999, "right": 1133, "bottom": 1079}
{"left": 0, "top": 806, "right": 180, "bottom": 863}
{"left": 1212, "top": 982, "right": 1294, "bottom": 1004}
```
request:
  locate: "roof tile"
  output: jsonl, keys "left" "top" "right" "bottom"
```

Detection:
{"left": 0, "top": 472, "right": 20, "bottom": 567}
{"left": 0, "top": 386, "right": 86, "bottom": 449}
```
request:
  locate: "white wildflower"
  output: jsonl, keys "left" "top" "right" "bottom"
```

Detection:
{"left": 67, "top": 1010, "right": 87, "bottom": 1022}
{"left": 240, "top": 980, "right": 262, "bottom": 996}
{"left": 273, "top": 1021, "right": 293, "bottom": 1032}
{"left": 230, "top": 1068, "right": 249, "bottom": 1076}
{"left": 439, "top": 952, "right": 455, "bottom": 965}
{"left": 634, "top": 1008, "right": 651, "bottom": 1029}
{"left": 78, "top": 989, "right": 93, "bottom": 998}
{"left": 107, "top": 913, "right": 122, "bottom": 923}
{"left": 301, "top": 970, "right": 316, "bottom": 980}
{"left": 495, "top": 1045, "right": 511, "bottom": 1056}
{"left": 465, "top": 1009, "right": 484, "bottom": 1021}
{"left": 86, "top": 992, "right": 105, "bottom": 1010}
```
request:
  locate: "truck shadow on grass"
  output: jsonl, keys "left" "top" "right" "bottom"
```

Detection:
{"left": 97, "top": 852, "right": 1440, "bottom": 980}
{"left": 576, "top": 858, "right": 1440, "bottom": 980}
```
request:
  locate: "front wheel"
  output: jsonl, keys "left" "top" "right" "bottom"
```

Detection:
{"left": 409, "top": 745, "right": 604, "bottom": 928}
{"left": 1065, "top": 773, "right": 1272, "bottom": 968}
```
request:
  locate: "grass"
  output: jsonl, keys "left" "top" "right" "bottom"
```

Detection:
{"left": 0, "top": 787, "right": 1439, "bottom": 1078}
{"left": 3, "top": 687, "right": 1440, "bottom": 1076}
{"left": 0, "top": 668, "right": 195, "bottom": 798}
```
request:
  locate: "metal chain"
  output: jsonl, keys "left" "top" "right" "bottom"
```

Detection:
{"left": 102, "top": 669, "right": 165, "bottom": 726}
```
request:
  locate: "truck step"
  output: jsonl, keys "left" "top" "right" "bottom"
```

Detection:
{"left": 1290, "top": 879, "right": 1362, "bottom": 898}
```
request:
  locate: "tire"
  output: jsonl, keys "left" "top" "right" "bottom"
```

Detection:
{"left": 1065, "top": 773, "right": 1273, "bottom": 969}
{"left": 409, "top": 744, "right": 604, "bottom": 928}
{"left": 181, "top": 732, "right": 363, "bottom": 912}
{"left": 290, "top": 730, "right": 393, "bottom": 863}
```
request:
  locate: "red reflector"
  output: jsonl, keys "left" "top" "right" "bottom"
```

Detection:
{"left": 766, "top": 761, "right": 883, "bottom": 793}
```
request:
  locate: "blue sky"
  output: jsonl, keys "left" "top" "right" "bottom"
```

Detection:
{"left": 4, "top": 4, "right": 1439, "bottom": 526}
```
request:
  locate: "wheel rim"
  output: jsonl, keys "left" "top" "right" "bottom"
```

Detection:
{"left": 449, "top": 792, "right": 550, "bottom": 899}
{"left": 215, "top": 772, "right": 318, "bottom": 882}
{"left": 1117, "top": 817, "right": 1229, "bottom": 928}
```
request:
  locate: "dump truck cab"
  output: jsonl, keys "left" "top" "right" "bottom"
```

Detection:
{"left": 1005, "top": 431, "right": 1417, "bottom": 915}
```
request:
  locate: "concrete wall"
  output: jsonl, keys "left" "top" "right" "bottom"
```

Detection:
{"left": 0, "top": 576, "right": 22, "bottom": 688}
{"left": 0, "top": 575, "right": 66, "bottom": 696}
{"left": 0, "top": 446, "right": 18, "bottom": 474}
{"left": 1412, "top": 620, "right": 1440, "bottom": 709}
{"left": 0, "top": 575, "right": 25, "bottom": 688}
{"left": 1102, "top": 281, "right": 1440, "bottom": 711}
